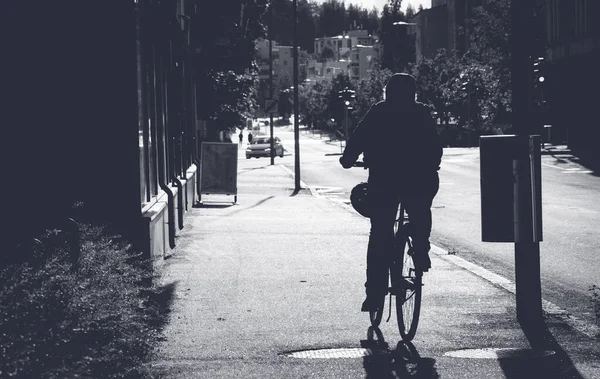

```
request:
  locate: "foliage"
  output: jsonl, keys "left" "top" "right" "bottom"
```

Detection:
{"left": 298, "top": 62, "right": 392, "bottom": 134}
{"left": 299, "top": 79, "right": 333, "bottom": 130}
{"left": 0, "top": 224, "right": 170, "bottom": 378}
{"left": 270, "top": 0, "right": 379, "bottom": 52}
{"left": 193, "top": 0, "right": 267, "bottom": 138}
{"left": 204, "top": 68, "right": 260, "bottom": 137}
{"left": 409, "top": 0, "right": 511, "bottom": 146}
{"left": 351, "top": 63, "right": 394, "bottom": 122}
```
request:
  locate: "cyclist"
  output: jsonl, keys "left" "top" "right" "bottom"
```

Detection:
{"left": 339, "top": 73, "right": 443, "bottom": 312}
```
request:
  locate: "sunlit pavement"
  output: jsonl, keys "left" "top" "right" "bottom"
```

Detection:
{"left": 150, "top": 140, "right": 600, "bottom": 378}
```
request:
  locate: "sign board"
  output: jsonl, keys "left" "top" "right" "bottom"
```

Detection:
{"left": 200, "top": 142, "right": 238, "bottom": 202}
{"left": 265, "top": 98, "right": 278, "bottom": 114}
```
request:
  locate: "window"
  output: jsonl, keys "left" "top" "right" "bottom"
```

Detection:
{"left": 587, "top": 0, "right": 600, "bottom": 35}
{"left": 547, "top": 0, "right": 559, "bottom": 43}
{"left": 558, "top": 0, "right": 573, "bottom": 40}
{"left": 574, "top": 0, "right": 585, "bottom": 38}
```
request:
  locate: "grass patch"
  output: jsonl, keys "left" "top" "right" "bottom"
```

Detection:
{"left": 0, "top": 223, "right": 173, "bottom": 378}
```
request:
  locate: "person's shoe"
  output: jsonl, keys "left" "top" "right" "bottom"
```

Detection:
{"left": 361, "top": 296, "right": 385, "bottom": 312}
{"left": 413, "top": 251, "right": 431, "bottom": 272}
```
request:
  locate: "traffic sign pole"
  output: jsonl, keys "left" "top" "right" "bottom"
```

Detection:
{"left": 269, "top": 4, "right": 275, "bottom": 165}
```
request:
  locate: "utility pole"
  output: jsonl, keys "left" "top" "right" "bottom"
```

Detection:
{"left": 511, "top": 0, "right": 543, "bottom": 327}
{"left": 269, "top": 1, "right": 275, "bottom": 165}
{"left": 293, "top": 0, "right": 301, "bottom": 190}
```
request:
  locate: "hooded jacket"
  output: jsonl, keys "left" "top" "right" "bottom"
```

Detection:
{"left": 340, "top": 84, "right": 443, "bottom": 195}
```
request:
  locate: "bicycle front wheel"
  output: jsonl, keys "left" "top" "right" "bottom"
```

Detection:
{"left": 395, "top": 235, "right": 422, "bottom": 342}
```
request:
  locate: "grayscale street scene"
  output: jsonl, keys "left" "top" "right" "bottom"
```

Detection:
{"left": 2, "top": 0, "right": 599, "bottom": 378}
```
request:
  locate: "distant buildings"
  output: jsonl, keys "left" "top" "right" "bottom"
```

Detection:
{"left": 255, "top": 40, "right": 294, "bottom": 115}
{"left": 308, "top": 29, "right": 377, "bottom": 83}
{"left": 257, "top": 30, "right": 378, "bottom": 114}
{"left": 314, "top": 30, "right": 374, "bottom": 61}
{"left": 349, "top": 45, "right": 376, "bottom": 81}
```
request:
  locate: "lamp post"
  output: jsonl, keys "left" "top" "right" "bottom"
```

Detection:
{"left": 269, "top": 2, "right": 275, "bottom": 165}
{"left": 293, "top": 0, "right": 301, "bottom": 191}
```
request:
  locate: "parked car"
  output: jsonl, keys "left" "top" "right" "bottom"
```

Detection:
{"left": 246, "top": 136, "right": 284, "bottom": 159}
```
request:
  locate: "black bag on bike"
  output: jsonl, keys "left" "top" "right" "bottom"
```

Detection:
{"left": 350, "top": 182, "right": 370, "bottom": 218}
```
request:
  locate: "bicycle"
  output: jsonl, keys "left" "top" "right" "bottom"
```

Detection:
{"left": 352, "top": 161, "right": 423, "bottom": 342}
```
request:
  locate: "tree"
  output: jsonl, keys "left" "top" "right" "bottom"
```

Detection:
{"left": 408, "top": 0, "right": 512, "bottom": 146}
{"left": 405, "top": 3, "right": 416, "bottom": 20}
{"left": 317, "top": 0, "right": 346, "bottom": 37}
{"left": 299, "top": 78, "right": 333, "bottom": 129}
{"left": 351, "top": 61, "right": 393, "bottom": 124}
{"left": 378, "top": 0, "right": 414, "bottom": 72}
{"left": 320, "top": 45, "right": 335, "bottom": 61}
{"left": 465, "top": 0, "right": 511, "bottom": 126}
{"left": 192, "top": 0, "right": 268, "bottom": 139}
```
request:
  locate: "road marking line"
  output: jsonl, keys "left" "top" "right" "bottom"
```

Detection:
{"left": 431, "top": 246, "right": 599, "bottom": 339}
{"left": 563, "top": 170, "right": 594, "bottom": 174}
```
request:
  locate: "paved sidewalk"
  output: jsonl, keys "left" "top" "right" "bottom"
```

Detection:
{"left": 150, "top": 163, "right": 599, "bottom": 379}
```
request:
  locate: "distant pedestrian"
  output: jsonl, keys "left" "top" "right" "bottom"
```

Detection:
{"left": 248, "top": 132, "right": 253, "bottom": 144}
{"left": 239, "top": 131, "right": 243, "bottom": 144}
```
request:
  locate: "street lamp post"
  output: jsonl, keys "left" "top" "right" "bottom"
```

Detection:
{"left": 293, "top": 0, "right": 301, "bottom": 191}
{"left": 269, "top": 2, "right": 275, "bottom": 165}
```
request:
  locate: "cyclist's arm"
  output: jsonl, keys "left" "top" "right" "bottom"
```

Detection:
{"left": 339, "top": 104, "right": 377, "bottom": 168}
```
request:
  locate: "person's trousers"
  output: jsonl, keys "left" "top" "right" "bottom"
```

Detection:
{"left": 365, "top": 189, "right": 437, "bottom": 299}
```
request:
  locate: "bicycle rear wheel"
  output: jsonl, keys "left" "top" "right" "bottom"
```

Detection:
{"left": 395, "top": 234, "right": 422, "bottom": 342}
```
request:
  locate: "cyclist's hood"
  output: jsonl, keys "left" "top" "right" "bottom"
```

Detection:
{"left": 384, "top": 73, "right": 417, "bottom": 106}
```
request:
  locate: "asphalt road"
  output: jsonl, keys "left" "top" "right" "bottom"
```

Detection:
{"left": 252, "top": 122, "right": 600, "bottom": 334}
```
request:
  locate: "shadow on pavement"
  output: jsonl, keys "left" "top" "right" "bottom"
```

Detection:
{"left": 499, "top": 320, "right": 586, "bottom": 379}
{"left": 567, "top": 155, "right": 600, "bottom": 177}
{"left": 361, "top": 327, "right": 439, "bottom": 379}
{"left": 545, "top": 150, "right": 600, "bottom": 177}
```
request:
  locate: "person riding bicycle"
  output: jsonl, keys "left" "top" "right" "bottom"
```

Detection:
{"left": 339, "top": 73, "right": 443, "bottom": 312}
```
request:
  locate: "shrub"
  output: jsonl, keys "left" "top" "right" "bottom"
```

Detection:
{"left": 0, "top": 223, "right": 170, "bottom": 379}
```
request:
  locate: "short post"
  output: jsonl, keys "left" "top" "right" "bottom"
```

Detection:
{"left": 513, "top": 136, "right": 543, "bottom": 324}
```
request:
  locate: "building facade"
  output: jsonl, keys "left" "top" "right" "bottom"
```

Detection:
{"left": 314, "top": 30, "right": 374, "bottom": 61}
{"left": 3, "top": 0, "right": 203, "bottom": 268}
{"left": 542, "top": 0, "right": 600, "bottom": 160}
{"left": 349, "top": 45, "right": 376, "bottom": 80}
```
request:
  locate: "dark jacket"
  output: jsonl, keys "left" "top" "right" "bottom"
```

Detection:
{"left": 340, "top": 100, "right": 443, "bottom": 195}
